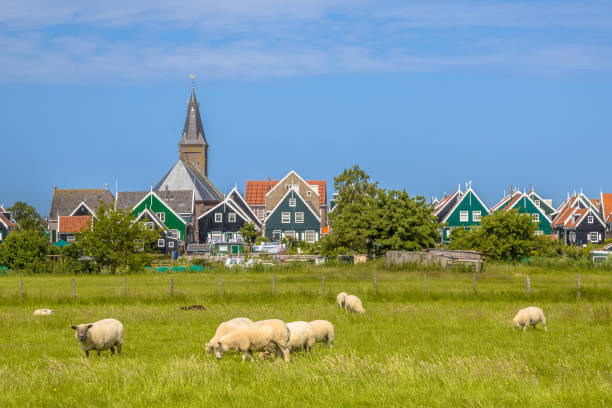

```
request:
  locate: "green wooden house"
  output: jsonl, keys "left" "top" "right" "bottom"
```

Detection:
{"left": 492, "top": 191, "right": 552, "bottom": 235}
{"left": 130, "top": 191, "right": 190, "bottom": 243}
{"left": 527, "top": 190, "right": 555, "bottom": 217}
{"left": 433, "top": 187, "right": 490, "bottom": 243}
{"left": 264, "top": 187, "right": 321, "bottom": 243}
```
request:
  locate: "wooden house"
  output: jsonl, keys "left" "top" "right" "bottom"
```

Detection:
{"left": 57, "top": 215, "right": 91, "bottom": 242}
{"left": 0, "top": 206, "right": 19, "bottom": 242}
{"left": 599, "top": 193, "right": 612, "bottom": 239}
{"left": 551, "top": 193, "right": 606, "bottom": 245}
{"left": 492, "top": 190, "right": 552, "bottom": 235}
{"left": 264, "top": 186, "right": 321, "bottom": 243}
{"left": 433, "top": 186, "right": 489, "bottom": 243}
{"left": 134, "top": 208, "right": 179, "bottom": 254}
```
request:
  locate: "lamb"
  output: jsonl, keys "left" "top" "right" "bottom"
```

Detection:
{"left": 513, "top": 306, "right": 547, "bottom": 332}
{"left": 33, "top": 309, "right": 54, "bottom": 316}
{"left": 309, "top": 320, "right": 335, "bottom": 347}
{"left": 205, "top": 317, "right": 252, "bottom": 354}
{"left": 286, "top": 321, "right": 316, "bottom": 354}
{"left": 336, "top": 292, "right": 348, "bottom": 310}
{"left": 71, "top": 318, "right": 124, "bottom": 357}
{"left": 345, "top": 294, "right": 366, "bottom": 313}
{"left": 214, "top": 319, "right": 291, "bottom": 362}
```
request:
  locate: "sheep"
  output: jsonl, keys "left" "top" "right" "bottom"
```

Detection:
{"left": 33, "top": 309, "right": 54, "bottom": 316}
{"left": 309, "top": 320, "right": 335, "bottom": 347}
{"left": 71, "top": 318, "right": 124, "bottom": 357}
{"left": 206, "top": 317, "right": 252, "bottom": 354}
{"left": 513, "top": 306, "right": 547, "bottom": 332}
{"left": 286, "top": 321, "right": 316, "bottom": 354}
{"left": 214, "top": 319, "right": 291, "bottom": 363}
{"left": 336, "top": 292, "right": 348, "bottom": 311}
{"left": 345, "top": 294, "right": 366, "bottom": 313}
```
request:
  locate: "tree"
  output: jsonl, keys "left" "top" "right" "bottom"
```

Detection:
{"left": 7, "top": 201, "right": 45, "bottom": 230}
{"left": 239, "top": 222, "right": 259, "bottom": 244}
{"left": 448, "top": 209, "right": 538, "bottom": 261}
{"left": 0, "top": 229, "right": 49, "bottom": 272}
{"left": 78, "top": 203, "right": 159, "bottom": 273}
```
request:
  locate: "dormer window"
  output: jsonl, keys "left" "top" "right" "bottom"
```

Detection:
{"left": 588, "top": 216, "right": 594, "bottom": 224}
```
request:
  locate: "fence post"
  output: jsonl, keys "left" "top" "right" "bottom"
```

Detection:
{"left": 526, "top": 274, "right": 531, "bottom": 295}
{"left": 218, "top": 277, "right": 222, "bottom": 297}
{"left": 373, "top": 274, "right": 377, "bottom": 295}
{"left": 321, "top": 276, "right": 325, "bottom": 296}
{"left": 170, "top": 277, "right": 174, "bottom": 296}
{"left": 71, "top": 278, "right": 76, "bottom": 299}
{"left": 272, "top": 274, "right": 276, "bottom": 296}
{"left": 424, "top": 273, "right": 428, "bottom": 293}
{"left": 19, "top": 279, "right": 23, "bottom": 299}
{"left": 576, "top": 274, "right": 580, "bottom": 299}
{"left": 472, "top": 273, "right": 476, "bottom": 294}
{"left": 123, "top": 275, "right": 127, "bottom": 296}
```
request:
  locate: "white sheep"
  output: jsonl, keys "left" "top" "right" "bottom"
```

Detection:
{"left": 513, "top": 306, "right": 547, "bottom": 332}
{"left": 71, "top": 318, "right": 124, "bottom": 357}
{"left": 206, "top": 317, "right": 252, "bottom": 354}
{"left": 214, "top": 319, "right": 291, "bottom": 362}
{"left": 345, "top": 294, "right": 366, "bottom": 313}
{"left": 309, "top": 320, "right": 335, "bottom": 347}
{"left": 33, "top": 308, "right": 54, "bottom": 316}
{"left": 336, "top": 292, "right": 348, "bottom": 310}
{"left": 286, "top": 321, "right": 316, "bottom": 354}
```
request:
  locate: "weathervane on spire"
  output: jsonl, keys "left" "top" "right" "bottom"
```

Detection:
{"left": 190, "top": 74, "right": 196, "bottom": 88}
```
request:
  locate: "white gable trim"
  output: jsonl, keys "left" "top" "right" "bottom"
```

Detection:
{"left": 575, "top": 207, "right": 606, "bottom": 229}
{"left": 69, "top": 201, "right": 97, "bottom": 218}
{"left": 505, "top": 193, "right": 552, "bottom": 224}
{"left": 264, "top": 170, "right": 319, "bottom": 200}
{"left": 441, "top": 188, "right": 490, "bottom": 224}
{"left": 529, "top": 191, "right": 555, "bottom": 213}
{"left": 433, "top": 190, "right": 460, "bottom": 217}
{"left": 135, "top": 208, "right": 168, "bottom": 230}
{"left": 228, "top": 187, "right": 261, "bottom": 223}
{"left": 269, "top": 187, "right": 321, "bottom": 222}
{"left": 132, "top": 191, "right": 187, "bottom": 225}
{"left": 0, "top": 216, "right": 8, "bottom": 229}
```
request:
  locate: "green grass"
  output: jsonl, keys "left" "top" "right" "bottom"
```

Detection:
{"left": 0, "top": 265, "right": 611, "bottom": 407}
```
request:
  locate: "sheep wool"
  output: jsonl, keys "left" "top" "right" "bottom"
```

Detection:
{"left": 206, "top": 317, "right": 252, "bottom": 354}
{"left": 336, "top": 292, "right": 348, "bottom": 310}
{"left": 309, "top": 320, "right": 335, "bottom": 347}
{"left": 71, "top": 318, "right": 124, "bottom": 357}
{"left": 345, "top": 295, "right": 366, "bottom": 313}
{"left": 513, "top": 306, "right": 547, "bottom": 332}
{"left": 215, "top": 319, "right": 291, "bottom": 362}
{"left": 33, "top": 309, "right": 54, "bottom": 316}
{"left": 286, "top": 321, "right": 316, "bottom": 354}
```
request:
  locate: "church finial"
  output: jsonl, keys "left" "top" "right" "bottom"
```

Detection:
{"left": 190, "top": 74, "right": 195, "bottom": 89}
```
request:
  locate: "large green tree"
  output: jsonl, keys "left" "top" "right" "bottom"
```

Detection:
{"left": 78, "top": 203, "right": 159, "bottom": 273}
{"left": 7, "top": 201, "right": 45, "bottom": 230}
{"left": 448, "top": 209, "right": 539, "bottom": 261}
{"left": 0, "top": 229, "right": 49, "bottom": 272}
{"left": 239, "top": 222, "right": 259, "bottom": 244}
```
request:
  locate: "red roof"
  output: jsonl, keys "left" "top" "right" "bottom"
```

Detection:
{"left": 245, "top": 180, "right": 327, "bottom": 206}
{"left": 601, "top": 193, "right": 612, "bottom": 222}
{"left": 0, "top": 213, "right": 17, "bottom": 228}
{"left": 59, "top": 216, "right": 91, "bottom": 233}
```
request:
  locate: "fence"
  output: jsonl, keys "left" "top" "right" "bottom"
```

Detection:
{"left": 386, "top": 250, "right": 484, "bottom": 272}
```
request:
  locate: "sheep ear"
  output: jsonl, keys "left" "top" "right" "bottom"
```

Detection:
{"left": 87, "top": 324, "right": 93, "bottom": 329}
{"left": 71, "top": 325, "right": 77, "bottom": 330}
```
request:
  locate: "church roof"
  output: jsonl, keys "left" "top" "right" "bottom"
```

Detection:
{"left": 155, "top": 160, "right": 223, "bottom": 202}
{"left": 179, "top": 87, "right": 207, "bottom": 146}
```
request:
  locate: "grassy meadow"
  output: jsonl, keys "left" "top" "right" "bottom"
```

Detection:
{"left": 0, "top": 263, "right": 610, "bottom": 407}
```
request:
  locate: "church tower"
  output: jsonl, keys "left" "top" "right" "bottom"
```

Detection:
{"left": 178, "top": 86, "right": 208, "bottom": 177}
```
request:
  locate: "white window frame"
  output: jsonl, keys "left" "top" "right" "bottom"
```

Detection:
{"left": 214, "top": 213, "right": 222, "bottom": 223}
{"left": 157, "top": 239, "right": 165, "bottom": 248}
{"left": 281, "top": 212, "right": 290, "bottom": 223}
{"left": 211, "top": 231, "right": 222, "bottom": 241}
{"left": 534, "top": 230, "right": 543, "bottom": 236}
{"left": 295, "top": 212, "right": 304, "bottom": 223}
{"left": 156, "top": 212, "right": 165, "bottom": 222}
{"left": 445, "top": 228, "right": 451, "bottom": 238}
{"left": 257, "top": 209, "right": 265, "bottom": 219}
{"left": 168, "top": 241, "right": 175, "bottom": 249}
{"left": 472, "top": 211, "right": 481, "bottom": 222}
{"left": 285, "top": 230, "right": 296, "bottom": 239}
{"left": 588, "top": 216, "right": 594, "bottom": 224}
{"left": 305, "top": 230, "right": 316, "bottom": 243}
{"left": 532, "top": 213, "right": 539, "bottom": 223}
{"left": 535, "top": 200, "right": 540, "bottom": 206}
{"left": 459, "top": 211, "right": 468, "bottom": 222}
{"left": 289, "top": 198, "right": 296, "bottom": 207}
{"left": 170, "top": 229, "right": 179, "bottom": 239}
{"left": 307, "top": 191, "right": 312, "bottom": 196}
{"left": 145, "top": 222, "right": 154, "bottom": 230}
{"left": 66, "top": 235, "right": 75, "bottom": 242}
{"left": 588, "top": 232, "right": 599, "bottom": 243}
{"left": 228, "top": 213, "right": 236, "bottom": 223}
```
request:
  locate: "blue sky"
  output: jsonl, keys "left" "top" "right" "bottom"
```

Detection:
{"left": 1, "top": 0, "right": 611, "bottom": 215}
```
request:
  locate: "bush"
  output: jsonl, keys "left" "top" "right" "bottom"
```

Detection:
{"left": 0, "top": 230, "right": 50, "bottom": 273}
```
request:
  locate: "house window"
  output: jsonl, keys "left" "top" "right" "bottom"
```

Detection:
{"left": 459, "top": 211, "right": 468, "bottom": 222}
{"left": 168, "top": 241, "right": 174, "bottom": 248}
{"left": 445, "top": 229, "right": 451, "bottom": 238}
{"left": 589, "top": 232, "right": 599, "bottom": 243}
{"left": 257, "top": 209, "right": 265, "bottom": 219}
{"left": 211, "top": 231, "right": 222, "bottom": 241}
{"left": 215, "top": 213, "right": 222, "bottom": 223}
{"left": 157, "top": 239, "right": 165, "bottom": 248}
{"left": 171, "top": 229, "right": 179, "bottom": 239}
{"left": 228, "top": 213, "right": 236, "bottom": 223}
{"left": 67, "top": 235, "right": 75, "bottom": 242}
{"left": 295, "top": 212, "right": 304, "bottom": 223}
{"left": 535, "top": 200, "right": 540, "bottom": 206}
{"left": 535, "top": 230, "right": 543, "bottom": 236}
{"left": 569, "top": 231, "right": 576, "bottom": 242}
{"left": 156, "top": 212, "right": 165, "bottom": 222}
{"left": 285, "top": 230, "right": 296, "bottom": 239}
{"left": 282, "top": 212, "right": 290, "bottom": 223}
{"left": 588, "top": 216, "right": 594, "bottom": 224}
{"left": 305, "top": 230, "right": 316, "bottom": 243}
{"left": 289, "top": 198, "right": 296, "bottom": 207}
{"left": 145, "top": 222, "right": 154, "bottom": 230}
{"left": 307, "top": 191, "right": 312, "bottom": 196}
{"left": 532, "top": 213, "right": 539, "bottom": 223}
{"left": 0, "top": 231, "right": 3, "bottom": 241}
{"left": 472, "top": 211, "right": 481, "bottom": 222}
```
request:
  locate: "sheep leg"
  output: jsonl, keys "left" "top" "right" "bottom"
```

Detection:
{"left": 97, "top": 350, "right": 101, "bottom": 356}
{"left": 241, "top": 351, "right": 248, "bottom": 363}
{"left": 110, "top": 346, "right": 115, "bottom": 354}
{"left": 247, "top": 350, "right": 254, "bottom": 362}
{"left": 542, "top": 323, "right": 547, "bottom": 332}
{"left": 117, "top": 344, "right": 122, "bottom": 354}
{"left": 282, "top": 347, "right": 290, "bottom": 363}
{"left": 84, "top": 350, "right": 89, "bottom": 357}
{"left": 522, "top": 324, "right": 527, "bottom": 332}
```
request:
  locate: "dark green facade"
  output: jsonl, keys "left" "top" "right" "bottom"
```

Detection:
{"left": 264, "top": 190, "right": 320, "bottom": 243}
{"left": 441, "top": 190, "right": 490, "bottom": 243}
{"left": 503, "top": 194, "right": 551, "bottom": 235}
{"left": 131, "top": 193, "right": 187, "bottom": 241}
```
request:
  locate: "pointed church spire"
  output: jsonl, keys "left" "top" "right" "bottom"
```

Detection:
{"left": 178, "top": 79, "right": 209, "bottom": 177}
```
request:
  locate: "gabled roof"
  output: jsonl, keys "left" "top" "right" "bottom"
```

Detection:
{"left": 58, "top": 216, "right": 91, "bottom": 233}
{"left": 0, "top": 207, "right": 18, "bottom": 228}
{"left": 50, "top": 188, "right": 114, "bottom": 219}
{"left": 528, "top": 190, "right": 555, "bottom": 215}
{"left": 135, "top": 208, "right": 168, "bottom": 230}
{"left": 268, "top": 187, "right": 321, "bottom": 222}
{"left": 433, "top": 190, "right": 460, "bottom": 216}
{"left": 178, "top": 87, "right": 207, "bottom": 146}
{"left": 117, "top": 190, "right": 195, "bottom": 214}
{"left": 600, "top": 193, "right": 612, "bottom": 222}
{"left": 155, "top": 160, "right": 223, "bottom": 202}
{"left": 501, "top": 192, "right": 552, "bottom": 223}
{"left": 69, "top": 201, "right": 96, "bottom": 217}
{"left": 441, "top": 188, "right": 490, "bottom": 224}
{"left": 131, "top": 191, "right": 187, "bottom": 225}
{"left": 551, "top": 193, "right": 598, "bottom": 220}
{"left": 552, "top": 206, "right": 605, "bottom": 229}
{"left": 490, "top": 191, "right": 521, "bottom": 213}
{"left": 245, "top": 175, "right": 327, "bottom": 206}
{"left": 227, "top": 187, "right": 261, "bottom": 227}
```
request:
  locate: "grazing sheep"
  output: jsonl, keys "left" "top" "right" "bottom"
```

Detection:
{"left": 513, "top": 306, "right": 547, "bottom": 332}
{"left": 286, "top": 321, "right": 316, "bottom": 354}
{"left": 215, "top": 319, "right": 291, "bottom": 362}
{"left": 206, "top": 317, "right": 252, "bottom": 354}
{"left": 33, "top": 309, "right": 54, "bottom": 316}
{"left": 345, "top": 294, "right": 366, "bottom": 313}
{"left": 309, "top": 320, "right": 335, "bottom": 347}
{"left": 71, "top": 318, "right": 124, "bottom": 357}
{"left": 336, "top": 292, "right": 348, "bottom": 310}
